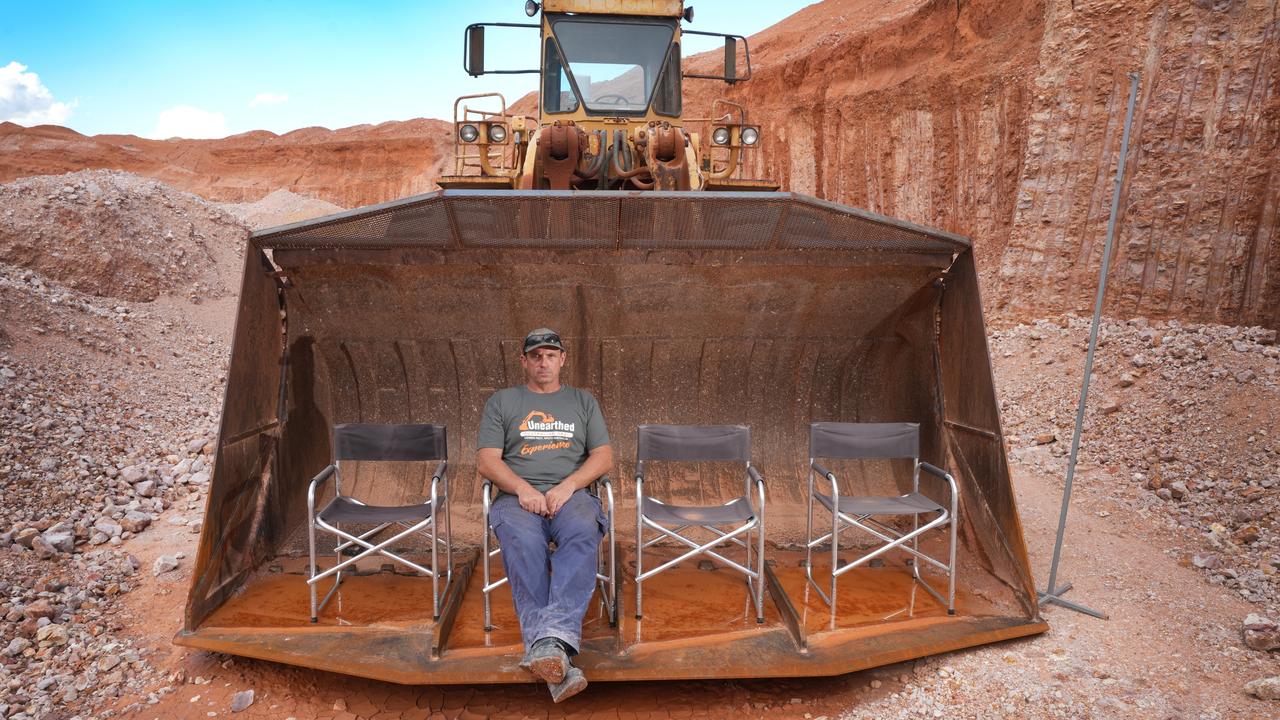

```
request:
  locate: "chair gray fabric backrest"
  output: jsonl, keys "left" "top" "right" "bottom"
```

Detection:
{"left": 637, "top": 424, "right": 751, "bottom": 463}
{"left": 810, "top": 422, "right": 919, "bottom": 460}
{"left": 333, "top": 423, "right": 448, "bottom": 462}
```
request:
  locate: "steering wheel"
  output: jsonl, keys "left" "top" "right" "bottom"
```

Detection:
{"left": 593, "top": 94, "right": 631, "bottom": 105}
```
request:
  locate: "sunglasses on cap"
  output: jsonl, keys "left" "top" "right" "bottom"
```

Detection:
{"left": 523, "top": 331, "right": 564, "bottom": 353}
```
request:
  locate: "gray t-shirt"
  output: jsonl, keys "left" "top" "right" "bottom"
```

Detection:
{"left": 477, "top": 385, "right": 610, "bottom": 492}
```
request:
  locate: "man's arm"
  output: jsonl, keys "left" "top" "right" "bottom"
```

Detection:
{"left": 545, "top": 444, "right": 614, "bottom": 516}
{"left": 562, "top": 444, "right": 614, "bottom": 492}
{"left": 476, "top": 391, "right": 549, "bottom": 517}
{"left": 476, "top": 447, "right": 549, "bottom": 517}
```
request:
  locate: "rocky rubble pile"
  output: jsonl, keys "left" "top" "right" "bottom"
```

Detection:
{"left": 0, "top": 233, "right": 235, "bottom": 382}
{"left": 216, "top": 188, "right": 344, "bottom": 230}
{"left": 0, "top": 352, "right": 220, "bottom": 538}
{"left": 0, "top": 172, "right": 238, "bottom": 718}
{"left": 0, "top": 264, "right": 125, "bottom": 357}
{"left": 0, "top": 547, "right": 167, "bottom": 719}
{"left": 992, "top": 315, "right": 1280, "bottom": 614}
{"left": 0, "top": 170, "right": 246, "bottom": 302}
{"left": 0, "top": 348, "right": 220, "bottom": 719}
{"left": 0, "top": 285, "right": 224, "bottom": 720}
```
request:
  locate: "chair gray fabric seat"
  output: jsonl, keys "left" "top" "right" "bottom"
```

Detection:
{"left": 307, "top": 422, "right": 452, "bottom": 622}
{"left": 641, "top": 496, "right": 755, "bottom": 526}
{"left": 806, "top": 421, "right": 958, "bottom": 614}
{"left": 634, "top": 424, "right": 766, "bottom": 623}
{"left": 814, "top": 491, "right": 943, "bottom": 517}
{"left": 318, "top": 494, "right": 438, "bottom": 524}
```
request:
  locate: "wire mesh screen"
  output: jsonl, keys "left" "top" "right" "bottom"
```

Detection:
{"left": 384, "top": 203, "right": 454, "bottom": 249}
{"left": 618, "top": 196, "right": 787, "bottom": 249}
{"left": 453, "top": 194, "right": 612, "bottom": 249}
{"left": 252, "top": 191, "right": 970, "bottom": 254}
{"left": 258, "top": 195, "right": 453, "bottom": 250}
{"left": 779, "top": 200, "right": 960, "bottom": 253}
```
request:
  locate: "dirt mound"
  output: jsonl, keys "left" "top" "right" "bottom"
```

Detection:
{"left": 0, "top": 272, "right": 229, "bottom": 719}
{"left": 0, "top": 118, "right": 455, "bottom": 209}
{"left": 218, "top": 188, "right": 345, "bottom": 230}
{"left": 0, "top": 210, "right": 234, "bottom": 718}
{"left": 0, "top": 170, "right": 246, "bottom": 302}
{"left": 994, "top": 315, "right": 1280, "bottom": 615}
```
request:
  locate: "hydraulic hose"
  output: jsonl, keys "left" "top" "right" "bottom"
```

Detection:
{"left": 573, "top": 130, "right": 608, "bottom": 180}
{"left": 610, "top": 128, "right": 652, "bottom": 180}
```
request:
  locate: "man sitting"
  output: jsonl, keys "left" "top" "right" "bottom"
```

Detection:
{"left": 476, "top": 328, "right": 613, "bottom": 702}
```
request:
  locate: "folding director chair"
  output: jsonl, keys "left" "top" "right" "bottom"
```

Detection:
{"left": 806, "top": 421, "right": 957, "bottom": 613}
{"left": 481, "top": 475, "right": 617, "bottom": 631}
{"left": 635, "top": 424, "right": 766, "bottom": 623}
{"left": 307, "top": 423, "right": 452, "bottom": 621}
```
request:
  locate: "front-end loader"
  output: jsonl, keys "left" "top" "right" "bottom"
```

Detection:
{"left": 176, "top": 0, "right": 1046, "bottom": 682}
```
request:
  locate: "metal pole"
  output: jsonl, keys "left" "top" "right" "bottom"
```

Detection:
{"left": 1038, "top": 71, "right": 1140, "bottom": 620}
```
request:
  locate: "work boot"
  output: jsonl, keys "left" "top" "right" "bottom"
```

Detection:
{"left": 525, "top": 637, "right": 568, "bottom": 684}
{"left": 548, "top": 665, "right": 587, "bottom": 703}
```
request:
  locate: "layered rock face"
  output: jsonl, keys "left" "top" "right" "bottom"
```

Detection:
{"left": 689, "top": 0, "right": 1044, "bottom": 279}
{"left": 0, "top": 0, "right": 1275, "bottom": 326}
{"left": 689, "top": 0, "right": 1278, "bottom": 328}
{"left": 997, "top": 0, "right": 1279, "bottom": 329}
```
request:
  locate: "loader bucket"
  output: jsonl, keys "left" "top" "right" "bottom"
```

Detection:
{"left": 176, "top": 190, "right": 1046, "bottom": 682}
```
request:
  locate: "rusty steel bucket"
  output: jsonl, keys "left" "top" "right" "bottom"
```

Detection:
{"left": 175, "top": 190, "right": 1046, "bottom": 682}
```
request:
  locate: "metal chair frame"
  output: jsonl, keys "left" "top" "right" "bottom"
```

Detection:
{"left": 634, "top": 424, "right": 766, "bottom": 624}
{"left": 481, "top": 476, "right": 617, "bottom": 631}
{"left": 307, "top": 424, "right": 452, "bottom": 622}
{"left": 805, "top": 422, "right": 958, "bottom": 614}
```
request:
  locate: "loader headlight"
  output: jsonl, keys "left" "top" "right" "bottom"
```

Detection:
{"left": 488, "top": 123, "right": 507, "bottom": 143}
{"left": 741, "top": 126, "right": 759, "bottom": 146}
{"left": 711, "top": 127, "right": 730, "bottom": 145}
{"left": 525, "top": 0, "right": 540, "bottom": 17}
{"left": 459, "top": 124, "right": 479, "bottom": 143}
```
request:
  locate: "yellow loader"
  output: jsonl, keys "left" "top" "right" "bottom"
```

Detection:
{"left": 177, "top": 0, "right": 1045, "bottom": 682}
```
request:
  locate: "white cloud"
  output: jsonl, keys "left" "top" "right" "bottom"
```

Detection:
{"left": 152, "top": 105, "right": 229, "bottom": 139}
{"left": 249, "top": 92, "right": 288, "bottom": 108}
{"left": 0, "top": 61, "right": 76, "bottom": 126}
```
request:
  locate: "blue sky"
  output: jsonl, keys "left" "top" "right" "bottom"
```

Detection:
{"left": 0, "top": 0, "right": 812, "bottom": 139}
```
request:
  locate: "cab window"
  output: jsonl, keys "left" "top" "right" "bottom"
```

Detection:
{"left": 653, "top": 43, "right": 681, "bottom": 117}
{"left": 542, "top": 38, "right": 579, "bottom": 114}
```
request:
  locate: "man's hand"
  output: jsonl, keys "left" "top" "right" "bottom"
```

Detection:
{"left": 517, "top": 485, "right": 550, "bottom": 517}
{"left": 545, "top": 482, "right": 576, "bottom": 517}
{"left": 478, "top": 448, "right": 551, "bottom": 517}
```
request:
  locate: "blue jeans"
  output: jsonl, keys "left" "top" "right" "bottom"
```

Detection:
{"left": 489, "top": 488, "right": 606, "bottom": 654}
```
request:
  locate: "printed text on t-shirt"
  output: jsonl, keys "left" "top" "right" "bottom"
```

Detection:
{"left": 518, "top": 411, "right": 576, "bottom": 453}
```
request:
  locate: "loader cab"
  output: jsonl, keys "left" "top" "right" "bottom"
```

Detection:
{"left": 448, "top": 0, "right": 769, "bottom": 191}
{"left": 541, "top": 14, "right": 682, "bottom": 120}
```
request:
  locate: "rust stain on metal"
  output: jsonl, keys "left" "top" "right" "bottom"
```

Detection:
{"left": 535, "top": 122, "right": 585, "bottom": 190}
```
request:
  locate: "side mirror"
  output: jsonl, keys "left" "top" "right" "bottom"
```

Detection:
{"left": 723, "top": 36, "right": 736, "bottom": 85}
{"left": 683, "top": 31, "right": 751, "bottom": 84}
{"left": 466, "top": 25, "right": 485, "bottom": 76}
{"left": 462, "top": 22, "right": 539, "bottom": 76}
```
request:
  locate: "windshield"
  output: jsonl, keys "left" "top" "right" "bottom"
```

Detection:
{"left": 549, "top": 18, "right": 675, "bottom": 113}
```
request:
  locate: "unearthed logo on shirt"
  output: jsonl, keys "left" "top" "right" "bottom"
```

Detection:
{"left": 518, "top": 411, "right": 575, "bottom": 456}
